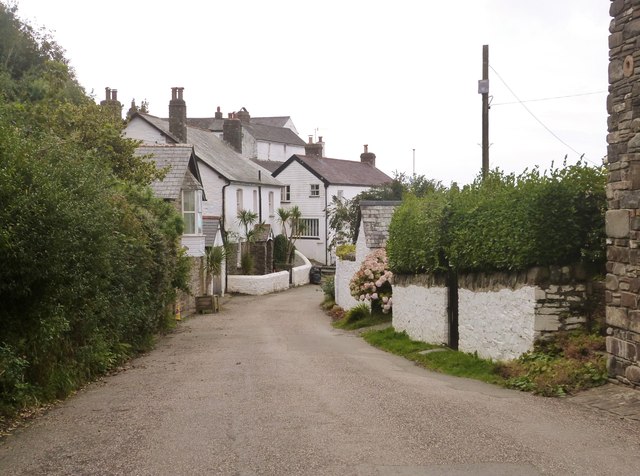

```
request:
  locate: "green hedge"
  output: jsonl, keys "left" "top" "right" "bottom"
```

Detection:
{"left": 387, "top": 164, "right": 606, "bottom": 274}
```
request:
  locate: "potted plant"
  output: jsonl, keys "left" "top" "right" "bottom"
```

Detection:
{"left": 196, "top": 245, "right": 226, "bottom": 313}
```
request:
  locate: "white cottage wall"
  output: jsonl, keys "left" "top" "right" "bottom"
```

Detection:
{"left": 124, "top": 117, "right": 168, "bottom": 144}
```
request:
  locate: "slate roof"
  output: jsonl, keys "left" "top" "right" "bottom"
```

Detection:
{"left": 272, "top": 155, "right": 392, "bottom": 187}
{"left": 136, "top": 113, "right": 281, "bottom": 187}
{"left": 203, "top": 217, "right": 221, "bottom": 247}
{"left": 185, "top": 117, "right": 225, "bottom": 131}
{"left": 134, "top": 144, "right": 202, "bottom": 200}
{"left": 358, "top": 201, "right": 402, "bottom": 249}
{"left": 251, "top": 116, "right": 291, "bottom": 128}
{"left": 251, "top": 159, "right": 282, "bottom": 173}
{"left": 243, "top": 123, "right": 306, "bottom": 146}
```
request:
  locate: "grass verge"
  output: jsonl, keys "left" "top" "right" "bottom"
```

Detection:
{"left": 331, "top": 303, "right": 392, "bottom": 330}
{"left": 361, "top": 327, "right": 607, "bottom": 394}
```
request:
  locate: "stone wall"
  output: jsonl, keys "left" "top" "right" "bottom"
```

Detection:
{"left": 607, "top": 0, "right": 640, "bottom": 386}
{"left": 393, "top": 274, "right": 449, "bottom": 346}
{"left": 393, "top": 266, "right": 600, "bottom": 361}
{"left": 178, "top": 256, "right": 204, "bottom": 316}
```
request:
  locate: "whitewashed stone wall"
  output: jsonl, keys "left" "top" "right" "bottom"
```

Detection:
{"left": 393, "top": 281, "right": 448, "bottom": 345}
{"left": 291, "top": 251, "right": 312, "bottom": 287}
{"left": 335, "top": 258, "right": 360, "bottom": 310}
{"left": 227, "top": 271, "right": 289, "bottom": 295}
{"left": 458, "top": 287, "right": 536, "bottom": 361}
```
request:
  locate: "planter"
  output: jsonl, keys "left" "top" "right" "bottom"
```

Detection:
{"left": 195, "top": 295, "right": 220, "bottom": 314}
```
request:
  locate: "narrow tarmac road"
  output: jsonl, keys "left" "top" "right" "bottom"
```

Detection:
{"left": 1, "top": 285, "right": 640, "bottom": 475}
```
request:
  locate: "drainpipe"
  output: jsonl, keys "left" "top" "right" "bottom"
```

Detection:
{"left": 258, "top": 170, "right": 262, "bottom": 223}
{"left": 221, "top": 179, "right": 230, "bottom": 292}
{"left": 324, "top": 182, "right": 329, "bottom": 265}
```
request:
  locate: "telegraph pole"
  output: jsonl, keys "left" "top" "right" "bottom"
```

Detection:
{"left": 479, "top": 44, "right": 490, "bottom": 179}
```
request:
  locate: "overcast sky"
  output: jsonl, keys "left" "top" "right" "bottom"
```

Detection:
{"left": 14, "top": 0, "right": 610, "bottom": 186}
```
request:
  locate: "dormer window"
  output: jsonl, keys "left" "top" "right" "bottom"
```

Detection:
{"left": 310, "top": 184, "right": 320, "bottom": 197}
{"left": 182, "top": 190, "right": 203, "bottom": 235}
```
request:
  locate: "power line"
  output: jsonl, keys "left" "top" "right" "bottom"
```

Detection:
{"left": 492, "top": 90, "right": 606, "bottom": 106}
{"left": 489, "top": 65, "right": 600, "bottom": 166}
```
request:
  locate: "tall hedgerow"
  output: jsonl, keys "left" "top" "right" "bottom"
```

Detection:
{"left": 386, "top": 163, "right": 606, "bottom": 275}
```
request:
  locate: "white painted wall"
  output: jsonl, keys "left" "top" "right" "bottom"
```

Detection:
{"left": 291, "top": 251, "right": 312, "bottom": 287}
{"left": 124, "top": 117, "right": 168, "bottom": 144}
{"left": 224, "top": 183, "right": 281, "bottom": 237}
{"left": 393, "top": 284, "right": 449, "bottom": 346}
{"left": 458, "top": 287, "right": 536, "bottom": 361}
{"left": 256, "top": 141, "right": 304, "bottom": 162}
{"left": 335, "top": 258, "right": 360, "bottom": 310}
{"left": 181, "top": 235, "right": 205, "bottom": 257}
{"left": 227, "top": 271, "right": 289, "bottom": 295}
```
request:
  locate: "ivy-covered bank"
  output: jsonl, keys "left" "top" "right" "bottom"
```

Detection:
{"left": 387, "top": 164, "right": 606, "bottom": 275}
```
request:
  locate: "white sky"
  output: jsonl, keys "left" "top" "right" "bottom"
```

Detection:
{"left": 14, "top": 0, "right": 610, "bottom": 186}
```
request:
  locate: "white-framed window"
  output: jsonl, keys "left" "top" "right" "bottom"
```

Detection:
{"left": 182, "top": 190, "right": 203, "bottom": 235}
{"left": 236, "top": 189, "right": 243, "bottom": 212}
{"left": 268, "top": 191, "right": 274, "bottom": 216}
{"left": 281, "top": 185, "right": 291, "bottom": 202}
{"left": 310, "top": 184, "right": 320, "bottom": 197}
{"left": 300, "top": 218, "right": 320, "bottom": 238}
{"left": 253, "top": 190, "right": 258, "bottom": 213}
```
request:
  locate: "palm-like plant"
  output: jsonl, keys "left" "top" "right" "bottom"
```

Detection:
{"left": 276, "top": 205, "right": 304, "bottom": 265}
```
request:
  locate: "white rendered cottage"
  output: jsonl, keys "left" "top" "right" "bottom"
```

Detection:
{"left": 124, "top": 88, "right": 284, "bottom": 243}
{"left": 270, "top": 143, "right": 392, "bottom": 264}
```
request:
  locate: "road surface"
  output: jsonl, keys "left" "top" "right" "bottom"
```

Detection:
{"left": 1, "top": 285, "right": 640, "bottom": 475}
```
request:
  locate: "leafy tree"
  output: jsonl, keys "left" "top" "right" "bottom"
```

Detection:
{"left": 276, "top": 206, "right": 304, "bottom": 265}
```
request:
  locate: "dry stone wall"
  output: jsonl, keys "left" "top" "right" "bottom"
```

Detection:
{"left": 607, "top": 0, "right": 640, "bottom": 386}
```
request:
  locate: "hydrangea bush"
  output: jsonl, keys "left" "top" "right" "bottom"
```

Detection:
{"left": 349, "top": 249, "right": 393, "bottom": 313}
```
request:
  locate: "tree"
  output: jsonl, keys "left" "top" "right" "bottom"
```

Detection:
{"left": 276, "top": 206, "right": 304, "bottom": 265}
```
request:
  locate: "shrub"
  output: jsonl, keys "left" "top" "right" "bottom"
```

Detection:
{"left": 336, "top": 244, "right": 356, "bottom": 261}
{"left": 322, "top": 275, "right": 336, "bottom": 300}
{"left": 344, "top": 303, "right": 372, "bottom": 324}
{"left": 349, "top": 249, "right": 393, "bottom": 313}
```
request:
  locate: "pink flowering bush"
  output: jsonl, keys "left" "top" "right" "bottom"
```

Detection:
{"left": 349, "top": 248, "right": 393, "bottom": 314}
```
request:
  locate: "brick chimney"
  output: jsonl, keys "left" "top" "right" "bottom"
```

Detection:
{"left": 305, "top": 135, "right": 324, "bottom": 158}
{"left": 215, "top": 106, "right": 223, "bottom": 120}
{"left": 223, "top": 113, "right": 243, "bottom": 153}
{"left": 237, "top": 107, "right": 250, "bottom": 123}
{"left": 360, "top": 144, "right": 376, "bottom": 167}
{"left": 100, "top": 86, "right": 123, "bottom": 120}
{"left": 169, "top": 87, "right": 187, "bottom": 143}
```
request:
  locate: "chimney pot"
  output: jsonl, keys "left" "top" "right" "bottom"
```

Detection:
{"left": 169, "top": 87, "right": 187, "bottom": 143}
{"left": 105, "top": 87, "right": 111, "bottom": 101}
{"left": 111, "top": 89, "right": 118, "bottom": 101}
{"left": 308, "top": 135, "right": 313, "bottom": 144}
{"left": 360, "top": 145, "right": 376, "bottom": 167}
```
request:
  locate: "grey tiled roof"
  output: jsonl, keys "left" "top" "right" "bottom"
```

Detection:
{"left": 138, "top": 114, "right": 281, "bottom": 187}
{"left": 203, "top": 217, "right": 221, "bottom": 247}
{"left": 134, "top": 144, "right": 199, "bottom": 200}
{"left": 359, "top": 201, "right": 402, "bottom": 249}
{"left": 273, "top": 155, "right": 392, "bottom": 187}
{"left": 251, "top": 159, "right": 282, "bottom": 173}
{"left": 243, "top": 123, "right": 306, "bottom": 145}
{"left": 251, "top": 116, "right": 291, "bottom": 128}
{"left": 185, "top": 117, "right": 225, "bottom": 131}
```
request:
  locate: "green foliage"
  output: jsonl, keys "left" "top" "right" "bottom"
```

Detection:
{"left": 326, "top": 172, "right": 443, "bottom": 248}
{"left": 332, "top": 304, "right": 392, "bottom": 330}
{"left": 497, "top": 331, "right": 607, "bottom": 396}
{"left": 363, "top": 328, "right": 503, "bottom": 385}
{"left": 0, "top": 4, "right": 188, "bottom": 416}
{"left": 386, "top": 163, "right": 606, "bottom": 274}
{"left": 387, "top": 192, "right": 450, "bottom": 274}
{"left": 335, "top": 244, "right": 355, "bottom": 261}
{"left": 276, "top": 206, "right": 303, "bottom": 265}
{"left": 321, "top": 275, "right": 336, "bottom": 300}
{"left": 273, "top": 234, "right": 289, "bottom": 264}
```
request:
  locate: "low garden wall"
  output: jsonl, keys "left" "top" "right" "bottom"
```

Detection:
{"left": 392, "top": 266, "right": 601, "bottom": 361}
{"left": 334, "top": 257, "right": 360, "bottom": 310}
{"left": 393, "top": 274, "right": 448, "bottom": 345}
{"left": 291, "top": 251, "right": 312, "bottom": 287}
{"left": 227, "top": 271, "right": 289, "bottom": 295}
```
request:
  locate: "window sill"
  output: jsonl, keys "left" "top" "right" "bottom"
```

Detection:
{"left": 309, "top": 195, "right": 320, "bottom": 198}
{"left": 299, "top": 237, "right": 321, "bottom": 240}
